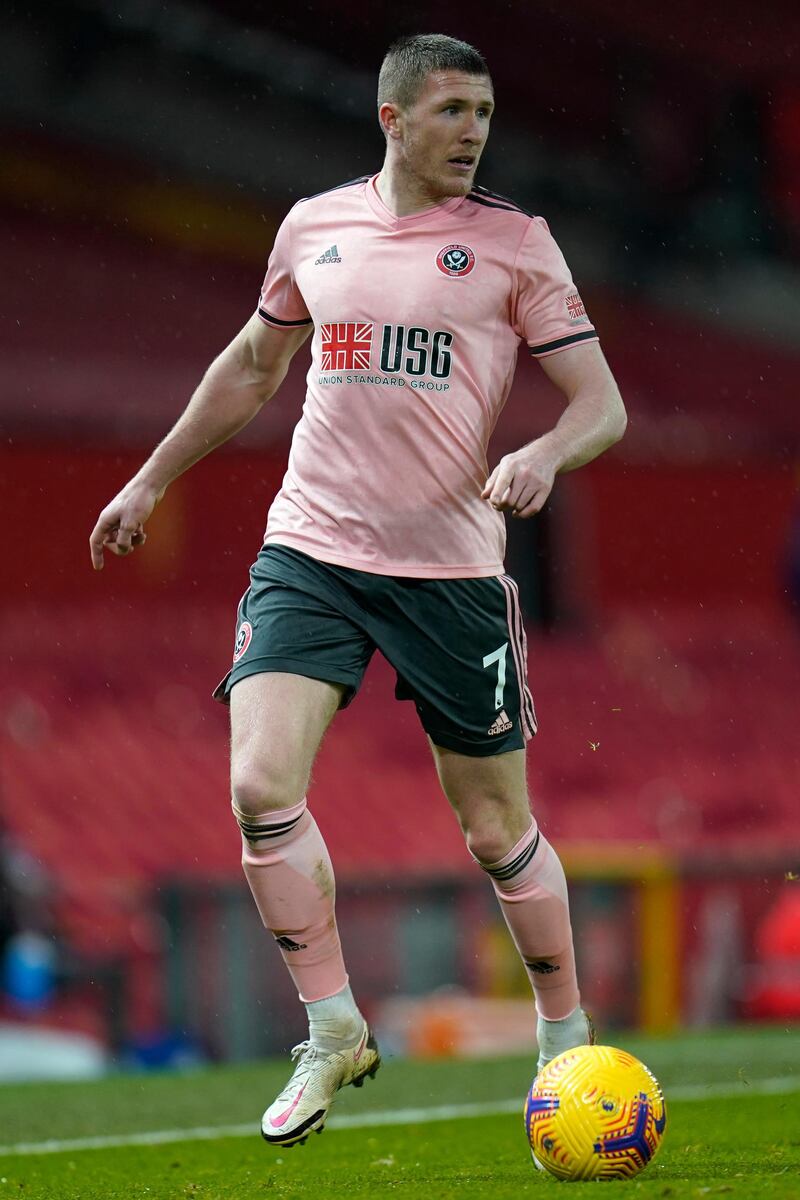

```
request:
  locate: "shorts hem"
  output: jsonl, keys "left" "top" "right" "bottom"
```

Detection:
{"left": 213, "top": 655, "right": 361, "bottom": 706}
{"left": 427, "top": 728, "right": 532, "bottom": 758}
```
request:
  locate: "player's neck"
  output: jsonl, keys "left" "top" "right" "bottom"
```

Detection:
{"left": 375, "top": 163, "right": 457, "bottom": 218}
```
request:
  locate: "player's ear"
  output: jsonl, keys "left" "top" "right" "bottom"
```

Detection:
{"left": 378, "top": 101, "right": 403, "bottom": 141}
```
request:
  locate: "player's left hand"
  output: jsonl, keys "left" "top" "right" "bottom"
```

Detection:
{"left": 481, "top": 441, "right": 560, "bottom": 518}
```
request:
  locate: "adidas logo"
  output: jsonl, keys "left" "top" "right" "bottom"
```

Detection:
{"left": 314, "top": 244, "right": 342, "bottom": 264}
{"left": 488, "top": 709, "right": 513, "bottom": 736}
{"left": 274, "top": 935, "right": 308, "bottom": 952}
{"left": 523, "top": 958, "right": 561, "bottom": 975}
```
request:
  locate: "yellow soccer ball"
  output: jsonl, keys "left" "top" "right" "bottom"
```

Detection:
{"left": 524, "top": 1044, "right": 667, "bottom": 1181}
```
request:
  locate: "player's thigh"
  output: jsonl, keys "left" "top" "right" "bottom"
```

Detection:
{"left": 229, "top": 671, "right": 345, "bottom": 816}
{"left": 430, "top": 740, "right": 531, "bottom": 862}
{"left": 218, "top": 546, "right": 376, "bottom": 815}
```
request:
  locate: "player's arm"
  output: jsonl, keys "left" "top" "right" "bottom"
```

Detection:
{"left": 482, "top": 341, "right": 626, "bottom": 518}
{"left": 89, "top": 315, "right": 311, "bottom": 569}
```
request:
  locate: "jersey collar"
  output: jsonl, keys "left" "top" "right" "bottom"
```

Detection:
{"left": 364, "top": 173, "right": 467, "bottom": 229}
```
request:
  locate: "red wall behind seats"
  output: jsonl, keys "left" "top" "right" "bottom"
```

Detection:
{"left": 578, "top": 461, "right": 797, "bottom": 612}
{"left": 0, "top": 444, "right": 286, "bottom": 605}
{"left": 2, "top": 444, "right": 796, "bottom": 613}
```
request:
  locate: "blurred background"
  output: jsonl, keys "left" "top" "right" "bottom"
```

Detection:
{"left": 1, "top": 0, "right": 799, "bottom": 1081}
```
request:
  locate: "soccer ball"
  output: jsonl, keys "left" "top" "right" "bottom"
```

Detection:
{"left": 524, "top": 1044, "right": 667, "bottom": 1181}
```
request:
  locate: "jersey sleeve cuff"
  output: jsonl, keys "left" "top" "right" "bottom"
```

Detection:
{"left": 528, "top": 329, "right": 598, "bottom": 358}
{"left": 257, "top": 307, "right": 313, "bottom": 329}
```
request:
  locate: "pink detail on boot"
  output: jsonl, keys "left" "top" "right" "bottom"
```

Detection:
{"left": 482, "top": 820, "right": 580, "bottom": 1020}
{"left": 234, "top": 798, "right": 348, "bottom": 1003}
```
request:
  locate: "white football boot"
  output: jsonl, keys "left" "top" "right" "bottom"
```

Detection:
{"left": 261, "top": 1022, "right": 380, "bottom": 1147}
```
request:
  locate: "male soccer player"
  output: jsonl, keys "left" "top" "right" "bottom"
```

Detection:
{"left": 89, "top": 34, "right": 626, "bottom": 1147}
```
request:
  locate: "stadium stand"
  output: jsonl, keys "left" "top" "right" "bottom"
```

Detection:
{"left": 2, "top": 601, "right": 797, "bottom": 959}
{"left": 2, "top": 1, "right": 798, "bottom": 1052}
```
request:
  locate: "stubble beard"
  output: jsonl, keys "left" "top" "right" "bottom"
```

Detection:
{"left": 440, "top": 169, "right": 475, "bottom": 198}
{"left": 401, "top": 134, "right": 477, "bottom": 203}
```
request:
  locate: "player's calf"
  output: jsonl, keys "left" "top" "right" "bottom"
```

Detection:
{"left": 234, "top": 799, "right": 349, "bottom": 1003}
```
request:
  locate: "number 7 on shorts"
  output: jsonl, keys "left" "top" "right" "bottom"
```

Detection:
{"left": 482, "top": 641, "right": 508, "bottom": 710}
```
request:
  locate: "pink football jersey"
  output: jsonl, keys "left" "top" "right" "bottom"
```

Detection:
{"left": 258, "top": 174, "right": 598, "bottom": 578}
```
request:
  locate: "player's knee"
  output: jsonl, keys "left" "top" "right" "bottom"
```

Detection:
{"left": 230, "top": 758, "right": 304, "bottom": 818}
{"left": 465, "top": 823, "right": 512, "bottom": 865}
{"left": 461, "top": 800, "right": 532, "bottom": 865}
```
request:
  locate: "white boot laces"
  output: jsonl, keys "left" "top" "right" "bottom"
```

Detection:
{"left": 290, "top": 1040, "right": 315, "bottom": 1065}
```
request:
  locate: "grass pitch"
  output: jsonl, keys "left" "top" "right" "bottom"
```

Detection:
{"left": 0, "top": 1026, "right": 797, "bottom": 1198}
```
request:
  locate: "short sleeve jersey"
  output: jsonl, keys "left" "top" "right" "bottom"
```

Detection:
{"left": 258, "top": 174, "right": 598, "bottom": 578}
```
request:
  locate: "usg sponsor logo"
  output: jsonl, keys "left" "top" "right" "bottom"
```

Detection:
{"left": 318, "top": 322, "right": 454, "bottom": 384}
{"left": 379, "top": 324, "right": 453, "bottom": 378}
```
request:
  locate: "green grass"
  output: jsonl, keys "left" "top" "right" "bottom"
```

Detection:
{"left": 0, "top": 1026, "right": 797, "bottom": 1198}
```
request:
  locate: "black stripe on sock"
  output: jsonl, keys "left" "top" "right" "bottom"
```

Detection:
{"left": 482, "top": 830, "right": 541, "bottom": 881}
{"left": 239, "top": 829, "right": 302, "bottom": 841}
{"left": 237, "top": 813, "right": 304, "bottom": 839}
{"left": 237, "top": 814, "right": 302, "bottom": 832}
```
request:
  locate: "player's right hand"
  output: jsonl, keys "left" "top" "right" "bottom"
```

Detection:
{"left": 89, "top": 482, "right": 163, "bottom": 571}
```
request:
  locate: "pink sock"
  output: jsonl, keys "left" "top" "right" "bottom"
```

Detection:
{"left": 234, "top": 798, "right": 348, "bottom": 1003}
{"left": 478, "top": 820, "right": 580, "bottom": 1020}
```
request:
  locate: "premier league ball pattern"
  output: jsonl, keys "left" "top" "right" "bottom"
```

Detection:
{"left": 524, "top": 1045, "right": 667, "bottom": 1181}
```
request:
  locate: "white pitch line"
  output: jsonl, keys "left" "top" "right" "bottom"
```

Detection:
{"left": 1, "top": 1075, "right": 798, "bottom": 1158}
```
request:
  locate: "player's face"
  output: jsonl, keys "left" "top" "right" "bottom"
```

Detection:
{"left": 400, "top": 71, "right": 494, "bottom": 198}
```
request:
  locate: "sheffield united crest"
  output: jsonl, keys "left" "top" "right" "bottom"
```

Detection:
{"left": 436, "top": 244, "right": 476, "bottom": 277}
{"left": 233, "top": 620, "right": 253, "bottom": 663}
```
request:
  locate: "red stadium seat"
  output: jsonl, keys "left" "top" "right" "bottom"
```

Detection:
{"left": 1, "top": 602, "right": 797, "bottom": 961}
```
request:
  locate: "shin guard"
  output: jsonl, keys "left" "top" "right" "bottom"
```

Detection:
{"left": 478, "top": 820, "right": 580, "bottom": 1020}
{"left": 234, "top": 798, "right": 348, "bottom": 1003}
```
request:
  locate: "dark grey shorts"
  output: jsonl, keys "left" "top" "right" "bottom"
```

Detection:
{"left": 214, "top": 544, "right": 537, "bottom": 757}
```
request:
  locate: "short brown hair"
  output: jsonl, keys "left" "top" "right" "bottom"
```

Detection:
{"left": 377, "top": 34, "right": 491, "bottom": 111}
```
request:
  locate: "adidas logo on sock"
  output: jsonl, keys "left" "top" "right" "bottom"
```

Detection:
{"left": 523, "top": 958, "right": 561, "bottom": 975}
{"left": 314, "top": 244, "right": 342, "bottom": 264}
{"left": 274, "top": 935, "right": 308, "bottom": 952}
{"left": 488, "top": 709, "right": 513, "bottom": 735}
